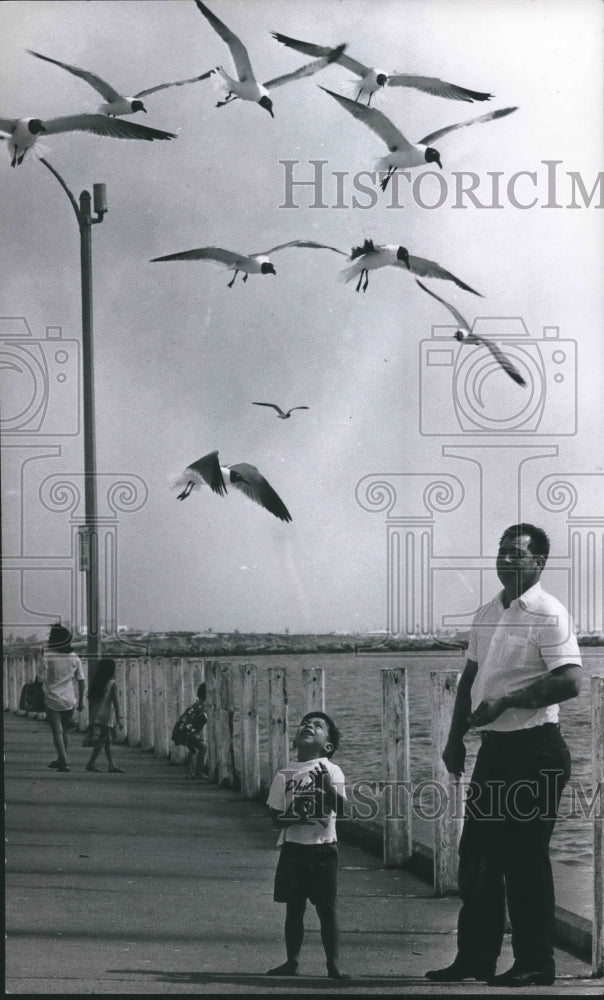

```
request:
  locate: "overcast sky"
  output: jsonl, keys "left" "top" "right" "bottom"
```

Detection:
{"left": 2, "top": 0, "right": 602, "bottom": 637}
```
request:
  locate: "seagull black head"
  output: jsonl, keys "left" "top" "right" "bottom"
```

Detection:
{"left": 396, "top": 246, "right": 410, "bottom": 268}
{"left": 28, "top": 118, "right": 46, "bottom": 134}
{"left": 258, "top": 95, "right": 274, "bottom": 118}
{"left": 131, "top": 99, "right": 147, "bottom": 113}
{"left": 425, "top": 147, "right": 442, "bottom": 169}
{"left": 261, "top": 262, "right": 276, "bottom": 276}
{"left": 376, "top": 73, "right": 388, "bottom": 87}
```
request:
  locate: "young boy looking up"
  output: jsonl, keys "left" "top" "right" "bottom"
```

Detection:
{"left": 266, "top": 711, "right": 349, "bottom": 980}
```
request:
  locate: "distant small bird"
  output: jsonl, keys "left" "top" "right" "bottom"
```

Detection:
{"left": 151, "top": 240, "right": 346, "bottom": 287}
{"left": 171, "top": 450, "right": 292, "bottom": 522}
{"left": 340, "top": 238, "right": 481, "bottom": 294}
{"left": 0, "top": 114, "right": 176, "bottom": 166}
{"left": 319, "top": 87, "right": 517, "bottom": 189}
{"left": 27, "top": 48, "right": 212, "bottom": 116}
{"left": 252, "top": 402, "right": 309, "bottom": 419}
{"left": 416, "top": 279, "right": 526, "bottom": 386}
{"left": 196, "top": 1, "right": 345, "bottom": 117}
{"left": 272, "top": 32, "right": 492, "bottom": 106}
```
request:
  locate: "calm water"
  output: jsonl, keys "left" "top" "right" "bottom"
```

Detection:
{"left": 220, "top": 650, "right": 604, "bottom": 869}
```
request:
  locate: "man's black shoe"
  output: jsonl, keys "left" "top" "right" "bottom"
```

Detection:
{"left": 425, "top": 957, "right": 496, "bottom": 982}
{"left": 489, "top": 964, "right": 555, "bottom": 987}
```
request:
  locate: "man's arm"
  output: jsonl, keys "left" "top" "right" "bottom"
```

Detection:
{"left": 467, "top": 663, "right": 581, "bottom": 729}
{"left": 76, "top": 678, "right": 85, "bottom": 711}
{"left": 442, "top": 658, "right": 478, "bottom": 777}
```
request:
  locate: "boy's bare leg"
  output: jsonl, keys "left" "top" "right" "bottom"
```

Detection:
{"left": 316, "top": 902, "right": 350, "bottom": 979}
{"left": 46, "top": 709, "right": 69, "bottom": 769}
{"left": 104, "top": 739, "right": 124, "bottom": 772}
{"left": 266, "top": 896, "right": 305, "bottom": 975}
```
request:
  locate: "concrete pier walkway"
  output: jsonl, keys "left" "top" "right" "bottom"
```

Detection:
{"left": 5, "top": 712, "right": 603, "bottom": 995}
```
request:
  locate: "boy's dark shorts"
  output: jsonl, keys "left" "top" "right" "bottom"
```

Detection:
{"left": 273, "top": 842, "right": 338, "bottom": 906}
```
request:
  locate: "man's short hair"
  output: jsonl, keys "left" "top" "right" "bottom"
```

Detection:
{"left": 501, "top": 523, "right": 550, "bottom": 560}
{"left": 300, "top": 711, "right": 341, "bottom": 757}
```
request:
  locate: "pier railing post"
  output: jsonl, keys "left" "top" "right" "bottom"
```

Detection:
{"left": 216, "top": 662, "right": 235, "bottom": 787}
{"left": 139, "top": 657, "right": 154, "bottom": 751}
{"left": 593, "top": 675, "right": 604, "bottom": 977}
{"left": 152, "top": 658, "right": 170, "bottom": 757}
{"left": 115, "top": 659, "right": 128, "bottom": 743}
{"left": 302, "top": 666, "right": 325, "bottom": 714}
{"left": 268, "top": 666, "right": 289, "bottom": 777}
{"left": 15, "top": 656, "right": 26, "bottom": 715}
{"left": 166, "top": 658, "right": 185, "bottom": 765}
{"left": 205, "top": 661, "right": 218, "bottom": 782}
{"left": 126, "top": 659, "right": 141, "bottom": 747}
{"left": 431, "top": 669, "right": 462, "bottom": 895}
{"left": 381, "top": 667, "right": 412, "bottom": 867}
{"left": 240, "top": 663, "right": 260, "bottom": 799}
{"left": 3, "top": 656, "right": 10, "bottom": 711}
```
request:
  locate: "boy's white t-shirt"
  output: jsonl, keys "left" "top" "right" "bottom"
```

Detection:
{"left": 267, "top": 756, "right": 346, "bottom": 846}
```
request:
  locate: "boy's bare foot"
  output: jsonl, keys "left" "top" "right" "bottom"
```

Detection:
{"left": 266, "top": 961, "right": 299, "bottom": 976}
{"left": 108, "top": 765, "right": 125, "bottom": 773}
{"left": 327, "top": 965, "right": 351, "bottom": 980}
{"left": 86, "top": 764, "right": 102, "bottom": 772}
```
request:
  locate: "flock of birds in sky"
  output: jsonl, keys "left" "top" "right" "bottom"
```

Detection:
{"left": 7, "top": 0, "right": 526, "bottom": 523}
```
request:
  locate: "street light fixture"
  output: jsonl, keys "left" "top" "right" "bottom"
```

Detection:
{"left": 40, "top": 157, "right": 107, "bottom": 672}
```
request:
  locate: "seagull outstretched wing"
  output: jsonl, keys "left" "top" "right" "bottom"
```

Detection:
{"left": 318, "top": 87, "right": 414, "bottom": 153}
{"left": 195, "top": 0, "right": 254, "bottom": 82}
{"left": 271, "top": 32, "right": 370, "bottom": 78}
{"left": 388, "top": 73, "right": 492, "bottom": 103}
{"left": 419, "top": 106, "right": 517, "bottom": 147}
{"left": 186, "top": 451, "right": 228, "bottom": 496}
{"left": 408, "top": 257, "right": 481, "bottom": 296}
{"left": 42, "top": 114, "right": 176, "bottom": 139}
{"left": 264, "top": 43, "right": 347, "bottom": 90}
{"left": 415, "top": 279, "right": 470, "bottom": 328}
{"left": 261, "top": 239, "right": 346, "bottom": 255}
{"left": 228, "top": 463, "right": 292, "bottom": 522}
{"left": 151, "top": 247, "right": 246, "bottom": 265}
{"left": 135, "top": 71, "right": 213, "bottom": 97}
{"left": 27, "top": 50, "right": 123, "bottom": 101}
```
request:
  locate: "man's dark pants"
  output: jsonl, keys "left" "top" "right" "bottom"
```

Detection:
{"left": 456, "top": 723, "right": 571, "bottom": 971}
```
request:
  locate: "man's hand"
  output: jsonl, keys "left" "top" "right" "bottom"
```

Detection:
{"left": 467, "top": 696, "right": 509, "bottom": 729}
{"left": 442, "top": 738, "right": 466, "bottom": 777}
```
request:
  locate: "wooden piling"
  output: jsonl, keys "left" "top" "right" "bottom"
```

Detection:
{"left": 381, "top": 667, "right": 412, "bottom": 867}
{"left": 152, "top": 658, "right": 170, "bottom": 757}
{"left": 169, "top": 659, "right": 187, "bottom": 765}
{"left": 204, "top": 661, "right": 218, "bottom": 782}
{"left": 431, "top": 669, "right": 462, "bottom": 895}
{"left": 216, "top": 662, "right": 235, "bottom": 787}
{"left": 239, "top": 663, "right": 260, "bottom": 799}
{"left": 126, "top": 659, "right": 141, "bottom": 747}
{"left": 593, "top": 675, "right": 604, "bottom": 977}
{"left": 301, "top": 666, "right": 325, "bottom": 714}
{"left": 268, "top": 666, "right": 289, "bottom": 779}
{"left": 139, "top": 657, "right": 154, "bottom": 751}
{"left": 14, "top": 656, "right": 26, "bottom": 714}
{"left": 115, "top": 660, "right": 128, "bottom": 743}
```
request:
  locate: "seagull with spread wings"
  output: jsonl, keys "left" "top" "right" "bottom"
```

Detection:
{"left": 416, "top": 280, "right": 526, "bottom": 386}
{"left": 196, "top": 1, "right": 345, "bottom": 117}
{"left": 340, "top": 238, "right": 481, "bottom": 295}
{"left": 151, "top": 240, "right": 346, "bottom": 288}
{"left": 319, "top": 87, "right": 517, "bottom": 189}
{"left": 0, "top": 114, "right": 176, "bottom": 166}
{"left": 272, "top": 32, "right": 492, "bottom": 106}
{"left": 27, "top": 48, "right": 212, "bottom": 117}
{"left": 171, "top": 450, "right": 292, "bottom": 522}
{"left": 252, "top": 402, "right": 309, "bottom": 419}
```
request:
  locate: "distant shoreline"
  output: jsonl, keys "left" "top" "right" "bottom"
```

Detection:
{"left": 6, "top": 630, "right": 604, "bottom": 658}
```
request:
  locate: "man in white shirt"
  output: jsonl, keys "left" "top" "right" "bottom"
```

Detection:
{"left": 426, "top": 523, "right": 581, "bottom": 988}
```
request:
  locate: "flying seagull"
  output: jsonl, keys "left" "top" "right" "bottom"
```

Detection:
{"left": 272, "top": 32, "right": 492, "bottom": 106}
{"left": 340, "top": 238, "right": 481, "bottom": 294}
{"left": 195, "top": 1, "right": 345, "bottom": 117}
{"left": 415, "top": 280, "right": 526, "bottom": 386}
{"left": 252, "top": 402, "right": 309, "bottom": 419}
{"left": 0, "top": 114, "right": 176, "bottom": 166}
{"left": 150, "top": 240, "right": 346, "bottom": 287}
{"left": 319, "top": 87, "right": 517, "bottom": 189}
{"left": 171, "top": 450, "right": 292, "bottom": 522}
{"left": 27, "top": 48, "right": 212, "bottom": 116}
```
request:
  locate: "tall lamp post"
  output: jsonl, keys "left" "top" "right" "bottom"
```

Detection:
{"left": 40, "top": 158, "right": 107, "bottom": 671}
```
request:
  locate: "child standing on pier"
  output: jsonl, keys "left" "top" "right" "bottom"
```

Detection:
{"left": 266, "top": 711, "right": 349, "bottom": 980}
{"left": 85, "top": 658, "right": 124, "bottom": 773}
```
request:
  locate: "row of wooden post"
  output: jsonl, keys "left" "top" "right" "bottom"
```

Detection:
{"left": 3, "top": 654, "right": 603, "bottom": 975}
